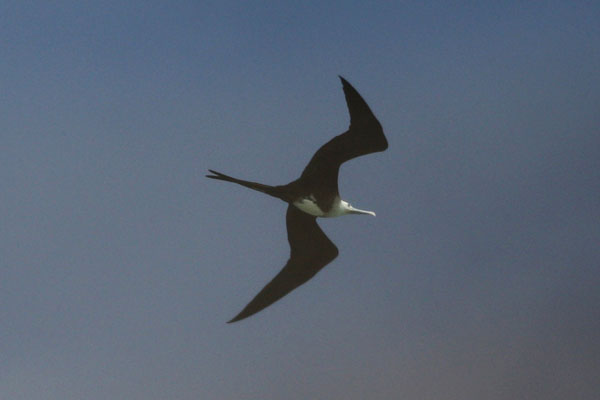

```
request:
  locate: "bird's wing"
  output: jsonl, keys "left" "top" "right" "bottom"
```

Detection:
{"left": 228, "top": 205, "right": 339, "bottom": 323}
{"left": 298, "top": 76, "right": 388, "bottom": 194}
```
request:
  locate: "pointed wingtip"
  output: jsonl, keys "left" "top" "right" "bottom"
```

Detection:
{"left": 227, "top": 309, "right": 250, "bottom": 323}
{"left": 338, "top": 75, "right": 350, "bottom": 87}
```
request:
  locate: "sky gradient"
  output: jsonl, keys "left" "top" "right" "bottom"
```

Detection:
{"left": 2, "top": 2, "right": 599, "bottom": 399}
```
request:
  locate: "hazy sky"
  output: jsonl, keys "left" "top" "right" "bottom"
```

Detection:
{"left": 2, "top": 2, "right": 599, "bottom": 399}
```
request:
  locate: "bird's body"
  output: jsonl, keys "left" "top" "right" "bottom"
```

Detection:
{"left": 293, "top": 195, "right": 336, "bottom": 217}
{"left": 207, "top": 76, "right": 387, "bottom": 322}
{"left": 293, "top": 196, "right": 375, "bottom": 218}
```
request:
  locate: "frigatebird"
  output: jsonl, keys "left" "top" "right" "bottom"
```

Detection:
{"left": 207, "top": 76, "right": 387, "bottom": 322}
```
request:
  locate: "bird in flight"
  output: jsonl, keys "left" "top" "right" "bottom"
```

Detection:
{"left": 207, "top": 76, "right": 388, "bottom": 322}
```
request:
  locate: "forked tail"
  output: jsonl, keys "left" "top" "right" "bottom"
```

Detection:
{"left": 206, "top": 169, "right": 289, "bottom": 201}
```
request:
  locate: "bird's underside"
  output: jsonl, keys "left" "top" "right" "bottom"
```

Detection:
{"left": 207, "top": 76, "right": 387, "bottom": 322}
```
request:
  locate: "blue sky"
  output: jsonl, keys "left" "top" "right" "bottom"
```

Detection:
{"left": 2, "top": 1, "right": 599, "bottom": 399}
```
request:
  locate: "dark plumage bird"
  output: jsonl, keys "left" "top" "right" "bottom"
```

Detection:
{"left": 207, "top": 76, "right": 388, "bottom": 322}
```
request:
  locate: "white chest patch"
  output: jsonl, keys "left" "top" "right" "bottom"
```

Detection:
{"left": 293, "top": 196, "right": 325, "bottom": 217}
{"left": 293, "top": 195, "right": 346, "bottom": 218}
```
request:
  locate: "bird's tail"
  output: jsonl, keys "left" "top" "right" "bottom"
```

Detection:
{"left": 206, "top": 169, "right": 290, "bottom": 201}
